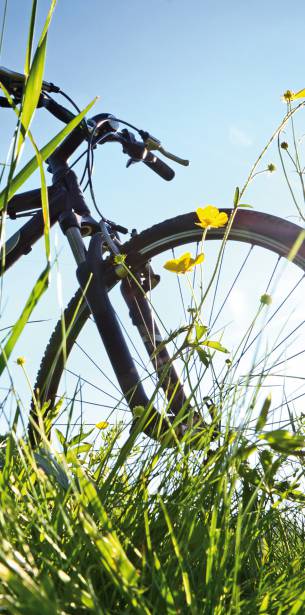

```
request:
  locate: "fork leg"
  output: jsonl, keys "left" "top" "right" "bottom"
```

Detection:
{"left": 75, "top": 235, "right": 182, "bottom": 440}
{"left": 120, "top": 275, "right": 189, "bottom": 416}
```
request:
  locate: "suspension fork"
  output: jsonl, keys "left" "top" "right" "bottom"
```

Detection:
{"left": 70, "top": 230, "right": 183, "bottom": 439}
{"left": 58, "top": 214, "right": 158, "bottom": 435}
{"left": 120, "top": 268, "right": 219, "bottom": 439}
{"left": 120, "top": 272, "right": 189, "bottom": 416}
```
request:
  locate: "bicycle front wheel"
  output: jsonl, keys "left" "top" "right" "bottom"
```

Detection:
{"left": 31, "top": 209, "right": 305, "bottom": 445}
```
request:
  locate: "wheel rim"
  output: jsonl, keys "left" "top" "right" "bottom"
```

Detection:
{"left": 33, "top": 210, "right": 305, "bottom": 447}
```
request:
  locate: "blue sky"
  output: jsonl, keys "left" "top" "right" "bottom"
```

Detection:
{"left": 3, "top": 0, "right": 305, "bottom": 223}
{"left": 1, "top": 0, "right": 305, "bottom": 424}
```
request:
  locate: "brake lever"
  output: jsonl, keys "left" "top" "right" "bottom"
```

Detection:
{"left": 139, "top": 132, "right": 190, "bottom": 167}
{"left": 158, "top": 145, "right": 189, "bottom": 167}
{"left": 126, "top": 158, "right": 140, "bottom": 168}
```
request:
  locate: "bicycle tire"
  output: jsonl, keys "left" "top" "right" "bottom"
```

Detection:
{"left": 30, "top": 208, "right": 305, "bottom": 444}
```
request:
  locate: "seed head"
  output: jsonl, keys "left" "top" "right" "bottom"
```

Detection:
{"left": 260, "top": 293, "right": 272, "bottom": 305}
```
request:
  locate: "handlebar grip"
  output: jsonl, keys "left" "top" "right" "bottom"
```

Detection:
{"left": 144, "top": 152, "right": 175, "bottom": 181}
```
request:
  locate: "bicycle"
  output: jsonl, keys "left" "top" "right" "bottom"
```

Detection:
{"left": 1, "top": 66, "right": 305, "bottom": 448}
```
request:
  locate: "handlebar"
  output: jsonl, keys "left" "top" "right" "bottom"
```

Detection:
{"left": 0, "top": 65, "right": 60, "bottom": 94}
{"left": 0, "top": 66, "right": 189, "bottom": 182}
{"left": 46, "top": 114, "right": 176, "bottom": 182}
{"left": 119, "top": 129, "right": 175, "bottom": 181}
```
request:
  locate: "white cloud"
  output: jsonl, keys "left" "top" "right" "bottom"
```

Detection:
{"left": 229, "top": 125, "right": 253, "bottom": 147}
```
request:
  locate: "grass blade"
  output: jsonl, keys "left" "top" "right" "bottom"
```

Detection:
{"left": 16, "top": 0, "right": 57, "bottom": 162}
{"left": 0, "top": 96, "right": 97, "bottom": 209}
{"left": 24, "top": 0, "right": 37, "bottom": 76}
{"left": 0, "top": 265, "right": 50, "bottom": 375}
{"left": 28, "top": 134, "right": 51, "bottom": 262}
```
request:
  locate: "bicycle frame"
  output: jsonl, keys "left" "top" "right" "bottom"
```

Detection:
{"left": 0, "top": 93, "right": 193, "bottom": 443}
{"left": 5, "top": 170, "right": 190, "bottom": 445}
{"left": 2, "top": 174, "right": 92, "bottom": 272}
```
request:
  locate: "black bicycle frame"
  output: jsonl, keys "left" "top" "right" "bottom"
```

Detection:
{"left": 2, "top": 180, "right": 87, "bottom": 273}
{"left": 2, "top": 116, "right": 191, "bottom": 444}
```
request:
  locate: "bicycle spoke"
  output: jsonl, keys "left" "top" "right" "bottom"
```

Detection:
{"left": 33, "top": 210, "right": 305, "bottom": 445}
{"left": 209, "top": 245, "right": 253, "bottom": 331}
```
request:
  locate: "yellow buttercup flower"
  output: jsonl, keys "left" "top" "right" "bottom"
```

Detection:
{"left": 282, "top": 90, "right": 295, "bottom": 102}
{"left": 196, "top": 206, "right": 228, "bottom": 229}
{"left": 293, "top": 88, "right": 305, "bottom": 99}
{"left": 163, "top": 252, "right": 204, "bottom": 274}
{"left": 282, "top": 89, "right": 305, "bottom": 102}
{"left": 96, "top": 421, "right": 109, "bottom": 430}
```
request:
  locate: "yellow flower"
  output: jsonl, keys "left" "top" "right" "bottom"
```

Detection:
{"left": 96, "top": 421, "right": 109, "bottom": 430}
{"left": 196, "top": 206, "right": 228, "bottom": 229}
{"left": 282, "top": 88, "right": 305, "bottom": 103}
{"left": 282, "top": 90, "right": 295, "bottom": 102}
{"left": 293, "top": 88, "right": 305, "bottom": 99}
{"left": 163, "top": 252, "right": 204, "bottom": 274}
{"left": 17, "top": 357, "right": 26, "bottom": 366}
{"left": 114, "top": 253, "right": 127, "bottom": 265}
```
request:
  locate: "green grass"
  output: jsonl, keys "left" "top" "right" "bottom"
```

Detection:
{"left": 1, "top": 422, "right": 305, "bottom": 613}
